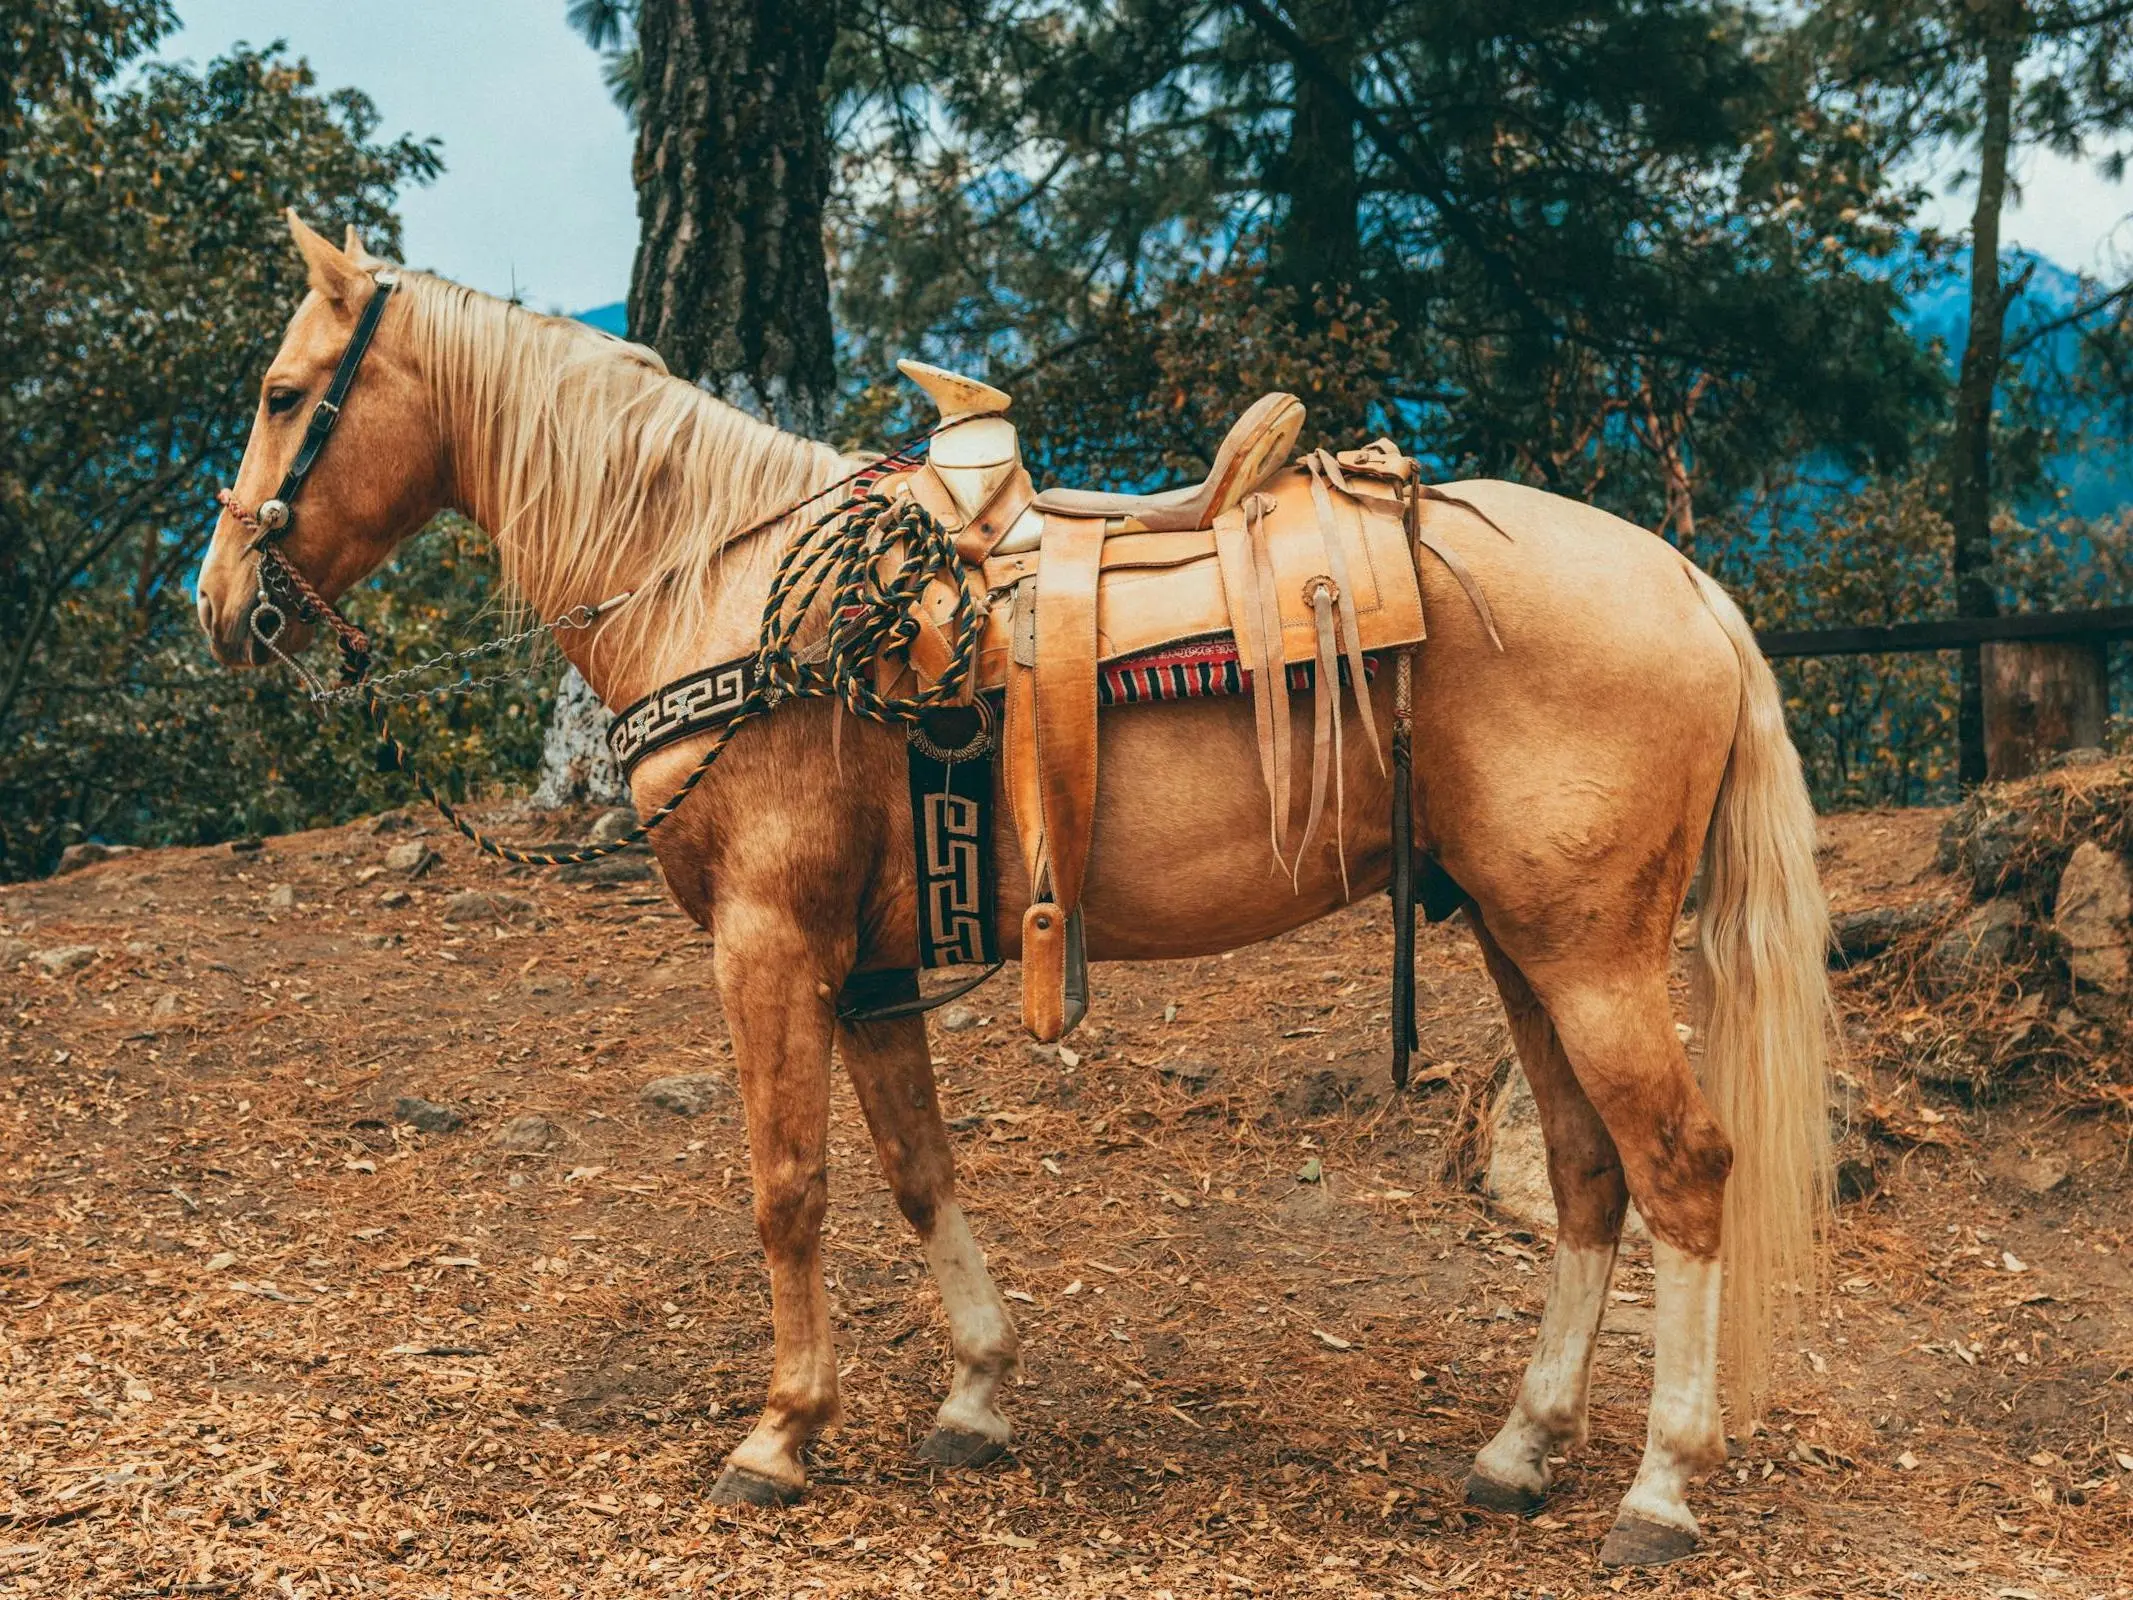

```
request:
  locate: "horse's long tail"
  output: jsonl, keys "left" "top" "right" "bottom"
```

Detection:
{"left": 1687, "top": 567, "right": 1832, "bottom": 1423}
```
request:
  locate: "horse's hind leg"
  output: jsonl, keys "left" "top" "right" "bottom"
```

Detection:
{"left": 705, "top": 903, "right": 842, "bottom": 1507}
{"left": 1517, "top": 959, "right": 1732, "bottom": 1568}
{"left": 1465, "top": 922, "right": 1630, "bottom": 1515}
{"left": 838, "top": 1008, "right": 1020, "bottom": 1465}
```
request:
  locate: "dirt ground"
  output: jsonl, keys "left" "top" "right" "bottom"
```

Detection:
{"left": 3, "top": 802, "right": 2131, "bottom": 1598}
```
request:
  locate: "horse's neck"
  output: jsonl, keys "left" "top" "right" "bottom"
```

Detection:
{"left": 439, "top": 364, "right": 809, "bottom": 710}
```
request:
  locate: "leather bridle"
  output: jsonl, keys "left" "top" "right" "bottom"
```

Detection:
{"left": 216, "top": 271, "right": 400, "bottom": 686}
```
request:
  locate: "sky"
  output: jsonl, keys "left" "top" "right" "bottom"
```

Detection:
{"left": 161, "top": 1, "right": 2133, "bottom": 315}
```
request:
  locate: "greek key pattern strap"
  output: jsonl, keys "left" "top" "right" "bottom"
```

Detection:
{"left": 906, "top": 716, "right": 1000, "bottom": 970}
{"left": 606, "top": 657, "right": 758, "bottom": 775}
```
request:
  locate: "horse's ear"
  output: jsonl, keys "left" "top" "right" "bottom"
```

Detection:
{"left": 287, "top": 209, "right": 364, "bottom": 304}
{"left": 343, "top": 223, "right": 389, "bottom": 269}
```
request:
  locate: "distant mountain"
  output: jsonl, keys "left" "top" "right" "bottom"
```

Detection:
{"left": 1898, "top": 245, "right": 2129, "bottom": 517}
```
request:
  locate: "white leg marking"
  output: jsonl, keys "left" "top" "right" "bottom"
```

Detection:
{"left": 1617, "top": 1239, "right": 1724, "bottom": 1535}
{"left": 1474, "top": 1242, "right": 1616, "bottom": 1493}
{"left": 924, "top": 1203, "right": 1019, "bottom": 1441}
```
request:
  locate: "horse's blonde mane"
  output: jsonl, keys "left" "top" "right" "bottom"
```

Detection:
{"left": 399, "top": 272, "right": 847, "bottom": 680}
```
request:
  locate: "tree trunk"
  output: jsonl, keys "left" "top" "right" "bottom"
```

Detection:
{"left": 1275, "top": 0, "right": 1361, "bottom": 308}
{"left": 540, "top": 0, "right": 841, "bottom": 805}
{"left": 628, "top": 0, "right": 839, "bottom": 436}
{"left": 1981, "top": 640, "right": 2108, "bottom": 781}
{"left": 1949, "top": 7, "right": 2021, "bottom": 786}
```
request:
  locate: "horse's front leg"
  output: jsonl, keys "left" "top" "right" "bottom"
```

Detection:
{"left": 838, "top": 1007, "right": 1019, "bottom": 1465}
{"left": 706, "top": 899, "right": 842, "bottom": 1506}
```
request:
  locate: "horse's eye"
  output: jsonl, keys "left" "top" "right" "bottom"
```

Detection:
{"left": 265, "top": 387, "right": 305, "bottom": 417}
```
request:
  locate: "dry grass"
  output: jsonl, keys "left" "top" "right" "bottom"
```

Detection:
{"left": 1, "top": 805, "right": 2130, "bottom": 1596}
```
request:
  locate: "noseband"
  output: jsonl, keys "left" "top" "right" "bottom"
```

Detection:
{"left": 217, "top": 271, "right": 399, "bottom": 686}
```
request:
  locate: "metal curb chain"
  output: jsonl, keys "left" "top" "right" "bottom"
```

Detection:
{"left": 305, "top": 593, "right": 633, "bottom": 707}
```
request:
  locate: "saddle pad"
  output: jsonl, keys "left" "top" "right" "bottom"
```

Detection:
{"left": 1097, "top": 637, "right": 1377, "bottom": 705}
{"left": 967, "top": 463, "right": 1423, "bottom": 692}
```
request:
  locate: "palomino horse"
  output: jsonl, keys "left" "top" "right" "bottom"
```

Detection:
{"left": 196, "top": 218, "right": 1831, "bottom": 1567}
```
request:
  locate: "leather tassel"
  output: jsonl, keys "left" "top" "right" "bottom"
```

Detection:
{"left": 1248, "top": 494, "right": 1293, "bottom": 864}
{"left": 1304, "top": 452, "right": 1383, "bottom": 774}
{"left": 1298, "top": 579, "right": 1343, "bottom": 891}
{"left": 1214, "top": 504, "right": 1289, "bottom": 874}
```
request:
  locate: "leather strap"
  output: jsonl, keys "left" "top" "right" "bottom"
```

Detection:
{"left": 1214, "top": 498, "right": 1289, "bottom": 870}
{"left": 1031, "top": 512, "right": 1106, "bottom": 910}
{"left": 262, "top": 275, "right": 397, "bottom": 527}
{"left": 1389, "top": 648, "right": 1418, "bottom": 1090}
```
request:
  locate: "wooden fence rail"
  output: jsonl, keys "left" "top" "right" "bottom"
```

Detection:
{"left": 1753, "top": 606, "right": 2133, "bottom": 779}
{"left": 1756, "top": 606, "right": 2133, "bottom": 659}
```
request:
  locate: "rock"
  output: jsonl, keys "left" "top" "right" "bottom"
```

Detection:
{"left": 2044, "top": 746, "right": 2109, "bottom": 772}
{"left": 266, "top": 884, "right": 297, "bottom": 911}
{"left": 1835, "top": 1157, "right": 1879, "bottom": 1205}
{"left": 1485, "top": 1065, "right": 1559, "bottom": 1229}
{"left": 1924, "top": 900, "right": 2022, "bottom": 993}
{"left": 1159, "top": 1059, "right": 1218, "bottom": 1091}
{"left": 55, "top": 841, "right": 136, "bottom": 874}
{"left": 31, "top": 945, "right": 97, "bottom": 978}
{"left": 1829, "top": 897, "right": 1956, "bottom": 962}
{"left": 394, "top": 1097, "right": 465, "bottom": 1134}
{"left": 378, "top": 889, "right": 412, "bottom": 909}
{"left": 384, "top": 841, "right": 440, "bottom": 877}
{"left": 491, "top": 1115, "right": 562, "bottom": 1152}
{"left": 1486, "top": 1063, "right": 1646, "bottom": 1236}
{"left": 2014, "top": 1153, "right": 2071, "bottom": 1195}
{"left": 371, "top": 811, "right": 416, "bottom": 834}
{"left": 639, "top": 1074, "right": 729, "bottom": 1116}
{"left": 227, "top": 837, "right": 265, "bottom": 856}
{"left": 588, "top": 807, "right": 640, "bottom": 845}
{"left": 1938, "top": 798, "right": 2034, "bottom": 897}
{"left": 0, "top": 937, "right": 26, "bottom": 969}
{"left": 560, "top": 856, "right": 652, "bottom": 886}
{"left": 357, "top": 932, "right": 398, "bottom": 950}
{"left": 441, "top": 890, "right": 536, "bottom": 925}
{"left": 151, "top": 991, "right": 181, "bottom": 1019}
{"left": 2053, "top": 841, "right": 2131, "bottom": 995}
{"left": 937, "top": 1004, "right": 982, "bottom": 1033}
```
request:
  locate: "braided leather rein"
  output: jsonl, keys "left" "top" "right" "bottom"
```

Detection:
{"left": 217, "top": 269, "right": 978, "bottom": 867}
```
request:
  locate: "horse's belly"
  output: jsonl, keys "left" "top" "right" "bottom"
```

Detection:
{"left": 995, "top": 690, "right": 1398, "bottom": 962}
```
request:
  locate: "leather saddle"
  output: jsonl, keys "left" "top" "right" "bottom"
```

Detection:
{"left": 879, "top": 359, "right": 1460, "bottom": 1043}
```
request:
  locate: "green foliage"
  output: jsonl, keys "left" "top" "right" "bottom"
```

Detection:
{"left": 6, "top": 517, "right": 552, "bottom": 872}
{"left": 825, "top": 0, "right": 1941, "bottom": 538}
{"left": 0, "top": 22, "right": 447, "bottom": 878}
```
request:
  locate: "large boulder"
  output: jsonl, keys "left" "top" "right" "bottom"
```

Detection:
{"left": 2054, "top": 841, "right": 2132, "bottom": 997}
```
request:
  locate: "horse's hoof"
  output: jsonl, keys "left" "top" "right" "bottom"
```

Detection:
{"left": 708, "top": 1465, "right": 803, "bottom": 1508}
{"left": 915, "top": 1427, "right": 1009, "bottom": 1469}
{"left": 1463, "top": 1469, "right": 1547, "bottom": 1516}
{"left": 1598, "top": 1514, "right": 1700, "bottom": 1568}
